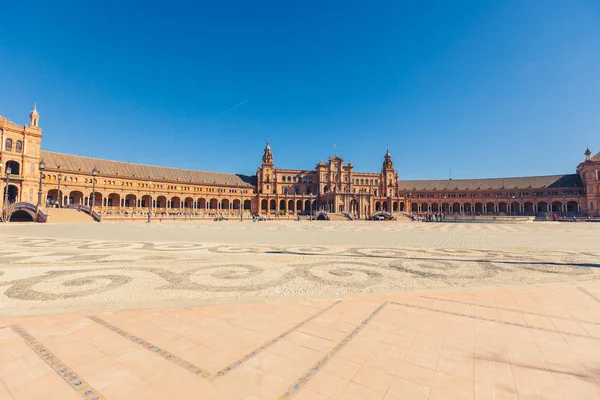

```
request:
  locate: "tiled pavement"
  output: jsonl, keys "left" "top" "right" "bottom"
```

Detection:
{"left": 1, "top": 281, "right": 600, "bottom": 400}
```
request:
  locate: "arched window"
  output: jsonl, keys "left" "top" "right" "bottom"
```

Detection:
{"left": 15, "top": 141, "right": 23, "bottom": 152}
{"left": 5, "top": 139, "right": 12, "bottom": 151}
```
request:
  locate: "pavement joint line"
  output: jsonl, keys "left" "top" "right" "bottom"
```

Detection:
{"left": 87, "top": 315, "right": 212, "bottom": 378}
{"left": 88, "top": 300, "right": 342, "bottom": 380}
{"left": 388, "top": 301, "right": 599, "bottom": 340}
{"left": 212, "top": 300, "right": 342, "bottom": 379}
{"left": 279, "top": 301, "right": 388, "bottom": 399}
{"left": 419, "top": 295, "right": 600, "bottom": 325}
{"left": 10, "top": 325, "right": 106, "bottom": 400}
{"left": 578, "top": 287, "right": 600, "bottom": 304}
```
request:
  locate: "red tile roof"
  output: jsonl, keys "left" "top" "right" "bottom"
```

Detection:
{"left": 41, "top": 151, "right": 256, "bottom": 187}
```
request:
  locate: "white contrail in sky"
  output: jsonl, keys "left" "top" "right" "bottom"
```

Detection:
{"left": 221, "top": 99, "right": 248, "bottom": 115}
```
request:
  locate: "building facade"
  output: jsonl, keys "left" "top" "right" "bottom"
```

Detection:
{"left": 1, "top": 106, "right": 599, "bottom": 220}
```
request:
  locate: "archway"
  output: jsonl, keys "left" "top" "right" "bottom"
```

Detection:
{"left": 68, "top": 191, "right": 84, "bottom": 206}
{"left": 411, "top": 203, "right": 418, "bottom": 213}
{"left": 315, "top": 211, "right": 330, "bottom": 221}
{"left": 452, "top": 202, "right": 460, "bottom": 213}
{"left": 288, "top": 199, "right": 294, "bottom": 212}
{"left": 474, "top": 203, "right": 483, "bottom": 213}
{"left": 399, "top": 202, "right": 405, "bottom": 212}
{"left": 304, "top": 200, "right": 311, "bottom": 211}
{"left": 261, "top": 199, "right": 267, "bottom": 211}
{"left": 510, "top": 201, "right": 520, "bottom": 214}
{"left": 566, "top": 201, "right": 578, "bottom": 213}
{"left": 5, "top": 160, "right": 20, "bottom": 176}
{"left": 270, "top": 199, "right": 276, "bottom": 211}
{"left": 393, "top": 201, "right": 398, "bottom": 212}
{"left": 184, "top": 197, "right": 194, "bottom": 209}
{"left": 296, "top": 200, "right": 303, "bottom": 212}
{"left": 221, "top": 199, "right": 230, "bottom": 210}
{"left": 233, "top": 199, "right": 241, "bottom": 210}
{"left": 523, "top": 202, "right": 534, "bottom": 214}
{"left": 463, "top": 202, "right": 472, "bottom": 214}
{"left": 243, "top": 200, "right": 251, "bottom": 210}
{"left": 537, "top": 202, "right": 548, "bottom": 213}
{"left": 125, "top": 194, "right": 136, "bottom": 208}
{"left": 421, "top": 202, "right": 428, "bottom": 213}
{"left": 375, "top": 202, "right": 381, "bottom": 212}
{"left": 198, "top": 198, "right": 207, "bottom": 209}
{"left": 6, "top": 185, "right": 18, "bottom": 203}
{"left": 46, "top": 189, "right": 58, "bottom": 204}
{"left": 209, "top": 198, "right": 218, "bottom": 210}
{"left": 171, "top": 197, "right": 181, "bottom": 209}
{"left": 279, "top": 199, "right": 286, "bottom": 212}
{"left": 551, "top": 201, "right": 562, "bottom": 213}
{"left": 431, "top": 203, "right": 439, "bottom": 212}
{"left": 486, "top": 202, "right": 495, "bottom": 214}
{"left": 498, "top": 202, "right": 507, "bottom": 213}
{"left": 107, "top": 193, "right": 120, "bottom": 207}
{"left": 89, "top": 192, "right": 103, "bottom": 207}
{"left": 9, "top": 210, "right": 35, "bottom": 222}
{"left": 157, "top": 196, "right": 167, "bottom": 208}
{"left": 141, "top": 195, "right": 151, "bottom": 208}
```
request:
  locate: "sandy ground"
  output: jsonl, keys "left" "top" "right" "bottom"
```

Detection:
{"left": 0, "top": 221, "right": 599, "bottom": 316}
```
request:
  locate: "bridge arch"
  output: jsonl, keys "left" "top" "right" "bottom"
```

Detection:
{"left": 314, "top": 211, "right": 330, "bottom": 221}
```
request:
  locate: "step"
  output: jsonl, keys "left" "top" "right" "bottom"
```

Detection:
{"left": 44, "top": 208, "right": 96, "bottom": 223}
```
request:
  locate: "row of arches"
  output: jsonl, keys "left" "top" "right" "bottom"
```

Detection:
{"left": 45, "top": 190, "right": 252, "bottom": 210}
{"left": 374, "top": 201, "right": 406, "bottom": 212}
{"left": 409, "top": 201, "right": 580, "bottom": 214}
{"left": 260, "top": 199, "right": 317, "bottom": 212}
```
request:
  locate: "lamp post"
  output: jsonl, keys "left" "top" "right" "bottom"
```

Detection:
{"left": 90, "top": 167, "right": 98, "bottom": 213}
{"left": 240, "top": 190, "right": 243, "bottom": 222}
{"left": 3, "top": 164, "right": 12, "bottom": 222}
{"left": 57, "top": 173, "right": 63, "bottom": 208}
{"left": 37, "top": 160, "right": 45, "bottom": 210}
{"left": 511, "top": 195, "right": 515, "bottom": 216}
{"left": 147, "top": 180, "right": 152, "bottom": 223}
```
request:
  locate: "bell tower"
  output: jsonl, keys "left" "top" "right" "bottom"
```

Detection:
{"left": 259, "top": 141, "right": 274, "bottom": 194}
{"left": 29, "top": 103, "right": 40, "bottom": 128}
{"left": 382, "top": 148, "right": 395, "bottom": 197}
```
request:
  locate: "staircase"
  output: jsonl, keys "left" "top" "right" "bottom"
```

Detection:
{"left": 329, "top": 213, "right": 353, "bottom": 221}
{"left": 45, "top": 208, "right": 97, "bottom": 223}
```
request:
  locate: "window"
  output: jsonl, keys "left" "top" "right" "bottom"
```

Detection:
{"left": 5, "top": 139, "right": 12, "bottom": 151}
{"left": 15, "top": 141, "right": 23, "bottom": 152}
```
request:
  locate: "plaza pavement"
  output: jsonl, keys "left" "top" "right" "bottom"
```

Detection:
{"left": 0, "top": 221, "right": 599, "bottom": 399}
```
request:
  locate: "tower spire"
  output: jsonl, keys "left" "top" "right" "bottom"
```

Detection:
{"left": 29, "top": 103, "right": 40, "bottom": 127}
{"left": 262, "top": 140, "right": 273, "bottom": 165}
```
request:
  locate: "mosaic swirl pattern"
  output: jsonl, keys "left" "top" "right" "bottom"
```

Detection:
{"left": 1, "top": 236, "right": 599, "bottom": 315}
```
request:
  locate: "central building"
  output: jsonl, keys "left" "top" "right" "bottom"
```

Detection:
{"left": 257, "top": 142, "right": 401, "bottom": 217}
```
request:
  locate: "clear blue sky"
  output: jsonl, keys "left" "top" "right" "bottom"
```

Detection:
{"left": 1, "top": 1, "right": 598, "bottom": 179}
